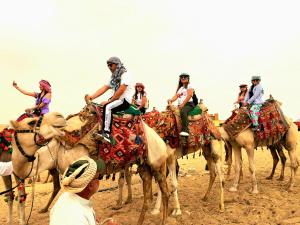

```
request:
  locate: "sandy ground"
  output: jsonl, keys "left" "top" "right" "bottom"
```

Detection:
{"left": 1, "top": 134, "right": 300, "bottom": 225}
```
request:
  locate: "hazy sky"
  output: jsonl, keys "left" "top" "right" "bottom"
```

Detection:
{"left": 1, "top": 0, "right": 300, "bottom": 124}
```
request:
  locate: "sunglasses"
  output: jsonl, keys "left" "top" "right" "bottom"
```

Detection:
{"left": 107, "top": 63, "right": 114, "bottom": 67}
{"left": 180, "top": 76, "right": 189, "bottom": 79}
{"left": 136, "top": 86, "right": 143, "bottom": 88}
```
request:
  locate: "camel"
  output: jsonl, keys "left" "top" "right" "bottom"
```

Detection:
{"left": 1, "top": 112, "right": 66, "bottom": 225}
{"left": 225, "top": 141, "right": 287, "bottom": 181}
{"left": 12, "top": 105, "right": 170, "bottom": 225}
{"left": 219, "top": 115, "right": 298, "bottom": 194}
{"left": 116, "top": 104, "right": 225, "bottom": 216}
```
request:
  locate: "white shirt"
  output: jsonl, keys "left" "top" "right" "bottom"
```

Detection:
{"left": 177, "top": 84, "right": 194, "bottom": 105}
{"left": 0, "top": 161, "right": 13, "bottom": 176}
{"left": 135, "top": 93, "right": 146, "bottom": 106}
{"left": 108, "top": 72, "right": 134, "bottom": 103}
{"left": 50, "top": 192, "right": 96, "bottom": 225}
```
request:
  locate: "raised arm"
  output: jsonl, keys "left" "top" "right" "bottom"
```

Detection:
{"left": 88, "top": 85, "right": 111, "bottom": 100}
{"left": 12, "top": 81, "right": 36, "bottom": 97}
{"left": 167, "top": 94, "right": 178, "bottom": 105}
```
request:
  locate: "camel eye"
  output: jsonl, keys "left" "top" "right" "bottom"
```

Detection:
{"left": 27, "top": 120, "right": 36, "bottom": 126}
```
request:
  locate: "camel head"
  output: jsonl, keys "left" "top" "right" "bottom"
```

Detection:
{"left": 10, "top": 112, "right": 66, "bottom": 143}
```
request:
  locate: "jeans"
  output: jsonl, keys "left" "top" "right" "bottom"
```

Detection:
{"left": 180, "top": 102, "right": 195, "bottom": 133}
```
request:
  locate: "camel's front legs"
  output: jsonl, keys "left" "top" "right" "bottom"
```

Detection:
{"left": 202, "top": 154, "right": 216, "bottom": 201}
{"left": 113, "top": 171, "right": 125, "bottom": 210}
{"left": 39, "top": 169, "right": 60, "bottom": 213}
{"left": 245, "top": 147, "right": 258, "bottom": 194}
{"left": 277, "top": 146, "right": 286, "bottom": 181}
{"left": 125, "top": 167, "right": 133, "bottom": 204}
{"left": 16, "top": 180, "right": 26, "bottom": 225}
{"left": 229, "top": 146, "right": 242, "bottom": 192}
{"left": 137, "top": 165, "right": 152, "bottom": 225}
{"left": 153, "top": 163, "right": 169, "bottom": 225}
{"left": 287, "top": 148, "right": 299, "bottom": 191}
{"left": 2, "top": 176, "right": 13, "bottom": 225}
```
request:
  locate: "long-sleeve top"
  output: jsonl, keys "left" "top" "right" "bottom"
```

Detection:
{"left": 244, "top": 84, "right": 264, "bottom": 105}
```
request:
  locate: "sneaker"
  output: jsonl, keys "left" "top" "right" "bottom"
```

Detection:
{"left": 179, "top": 131, "right": 189, "bottom": 136}
{"left": 92, "top": 131, "right": 111, "bottom": 143}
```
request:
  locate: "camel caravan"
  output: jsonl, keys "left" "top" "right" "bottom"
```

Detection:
{"left": 0, "top": 58, "right": 299, "bottom": 225}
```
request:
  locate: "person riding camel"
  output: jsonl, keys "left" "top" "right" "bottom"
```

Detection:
{"left": 243, "top": 75, "right": 264, "bottom": 131}
{"left": 132, "top": 82, "right": 148, "bottom": 114}
{"left": 12, "top": 80, "right": 52, "bottom": 121}
{"left": 85, "top": 56, "right": 133, "bottom": 143}
{"left": 235, "top": 84, "right": 248, "bottom": 108}
{"left": 168, "top": 73, "right": 197, "bottom": 136}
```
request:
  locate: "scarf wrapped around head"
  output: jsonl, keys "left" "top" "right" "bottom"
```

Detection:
{"left": 61, "top": 156, "right": 97, "bottom": 193}
{"left": 107, "top": 57, "right": 127, "bottom": 91}
{"left": 39, "top": 80, "right": 51, "bottom": 93}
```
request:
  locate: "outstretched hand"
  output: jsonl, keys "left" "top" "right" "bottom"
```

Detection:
{"left": 12, "top": 81, "right": 18, "bottom": 88}
{"left": 84, "top": 94, "right": 91, "bottom": 104}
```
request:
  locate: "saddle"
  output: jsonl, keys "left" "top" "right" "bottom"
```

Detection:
{"left": 62, "top": 103, "right": 147, "bottom": 170}
{"left": 0, "top": 128, "right": 14, "bottom": 155}
{"left": 223, "top": 99, "right": 289, "bottom": 145}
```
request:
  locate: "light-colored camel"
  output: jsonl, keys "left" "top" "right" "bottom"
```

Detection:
{"left": 117, "top": 104, "right": 225, "bottom": 216}
{"left": 225, "top": 141, "right": 287, "bottom": 181}
{"left": 219, "top": 117, "right": 299, "bottom": 194}
{"left": 2, "top": 112, "right": 66, "bottom": 225}
{"left": 151, "top": 105, "right": 224, "bottom": 215}
{"left": 12, "top": 109, "right": 170, "bottom": 225}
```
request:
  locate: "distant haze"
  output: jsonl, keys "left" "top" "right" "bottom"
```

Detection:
{"left": 1, "top": 1, "right": 300, "bottom": 123}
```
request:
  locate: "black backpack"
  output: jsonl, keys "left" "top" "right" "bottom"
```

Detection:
{"left": 192, "top": 91, "right": 198, "bottom": 105}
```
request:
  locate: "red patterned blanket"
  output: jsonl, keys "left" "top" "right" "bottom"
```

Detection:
{"left": 143, "top": 110, "right": 221, "bottom": 148}
{"left": 98, "top": 116, "right": 146, "bottom": 167}
{"left": 256, "top": 100, "right": 289, "bottom": 145}
{"left": 223, "top": 100, "right": 289, "bottom": 144}
{"left": 0, "top": 129, "right": 14, "bottom": 155}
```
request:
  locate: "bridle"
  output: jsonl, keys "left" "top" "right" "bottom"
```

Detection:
{"left": 14, "top": 116, "right": 51, "bottom": 163}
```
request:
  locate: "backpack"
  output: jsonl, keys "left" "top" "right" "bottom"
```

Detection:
{"left": 192, "top": 91, "right": 198, "bottom": 105}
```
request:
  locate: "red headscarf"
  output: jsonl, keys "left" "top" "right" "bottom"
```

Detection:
{"left": 135, "top": 83, "right": 145, "bottom": 89}
{"left": 39, "top": 80, "right": 51, "bottom": 93}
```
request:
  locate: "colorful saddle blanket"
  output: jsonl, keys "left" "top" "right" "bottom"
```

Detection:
{"left": 98, "top": 116, "right": 146, "bottom": 167}
{"left": 256, "top": 100, "right": 289, "bottom": 145}
{"left": 223, "top": 100, "right": 289, "bottom": 144}
{"left": 0, "top": 129, "right": 14, "bottom": 155}
{"left": 143, "top": 110, "right": 221, "bottom": 148}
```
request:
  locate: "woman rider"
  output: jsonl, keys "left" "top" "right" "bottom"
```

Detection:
{"left": 132, "top": 83, "right": 148, "bottom": 114}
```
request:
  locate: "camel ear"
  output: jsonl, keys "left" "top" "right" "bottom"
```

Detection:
{"left": 10, "top": 120, "right": 18, "bottom": 129}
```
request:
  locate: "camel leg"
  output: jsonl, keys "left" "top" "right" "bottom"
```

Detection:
{"left": 42, "top": 170, "right": 51, "bottom": 183}
{"left": 245, "top": 147, "right": 258, "bottom": 194}
{"left": 151, "top": 186, "right": 162, "bottom": 215}
{"left": 266, "top": 146, "right": 279, "bottom": 180}
{"left": 2, "top": 176, "right": 13, "bottom": 225}
{"left": 137, "top": 165, "right": 152, "bottom": 225}
{"left": 153, "top": 163, "right": 169, "bottom": 225}
{"left": 113, "top": 171, "right": 125, "bottom": 210}
{"left": 125, "top": 167, "right": 133, "bottom": 204}
{"left": 15, "top": 179, "right": 26, "bottom": 225}
{"left": 229, "top": 145, "right": 242, "bottom": 192}
{"left": 39, "top": 169, "right": 60, "bottom": 213}
{"left": 203, "top": 146, "right": 216, "bottom": 200}
{"left": 225, "top": 143, "right": 233, "bottom": 180}
{"left": 283, "top": 124, "right": 299, "bottom": 191}
{"left": 277, "top": 146, "right": 286, "bottom": 181}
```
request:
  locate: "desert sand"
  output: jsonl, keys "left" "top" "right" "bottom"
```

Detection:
{"left": 1, "top": 133, "right": 300, "bottom": 225}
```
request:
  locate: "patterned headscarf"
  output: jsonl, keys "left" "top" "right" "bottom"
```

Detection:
{"left": 107, "top": 56, "right": 127, "bottom": 91}
{"left": 39, "top": 80, "right": 51, "bottom": 93}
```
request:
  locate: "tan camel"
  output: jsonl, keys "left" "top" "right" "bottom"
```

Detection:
{"left": 2, "top": 112, "right": 65, "bottom": 225}
{"left": 12, "top": 107, "right": 170, "bottom": 225}
{"left": 225, "top": 141, "right": 287, "bottom": 181}
{"left": 219, "top": 117, "right": 298, "bottom": 194}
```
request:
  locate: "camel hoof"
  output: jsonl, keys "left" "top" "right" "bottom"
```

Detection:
{"left": 38, "top": 208, "right": 48, "bottom": 213}
{"left": 151, "top": 209, "right": 160, "bottom": 215}
{"left": 277, "top": 176, "right": 284, "bottom": 181}
{"left": 265, "top": 176, "right": 273, "bottom": 180}
{"left": 125, "top": 198, "right": 133, "bottom": 204}
{"left": 171, "top": 208, "right": 182, "bottom": 216}
{"left": 250, "top": 189, "right": 259, "bottom": 194}
{"left": 219, "top": 204, "right": 225, "bottom": 212}
{"left": 229, "top": 186, "right": 238, "bottom": 192}
{"left": 112, "top": 203, "right": 123, "bottom": 210}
